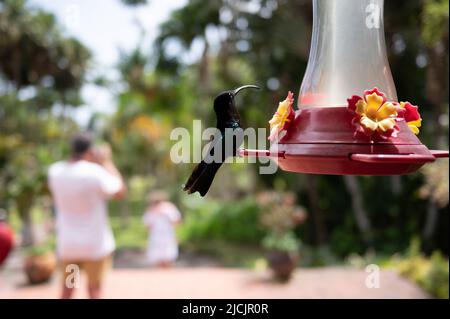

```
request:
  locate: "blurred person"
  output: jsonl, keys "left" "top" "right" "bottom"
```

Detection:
{"left": 48, "top": 133, "right": 126, "bottom": 299}
{"left": 143, "top": 191, "right": 182, "bottom": 268}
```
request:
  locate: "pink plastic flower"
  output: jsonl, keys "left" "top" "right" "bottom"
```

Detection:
{"left": 397, "top": 102, "right": 422, "bottom": 135}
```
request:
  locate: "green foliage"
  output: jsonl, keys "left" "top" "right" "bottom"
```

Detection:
{"left": 24, "top": 236, "right": 55, "bottom": 256}
{"left": 424, "top": 252, "right": 449, "bottom": 298}
{"left": 178, "top": 196, "right": 266, "bottom": 245}
{"left": 156, "top": 0, "right": 221, "bottom": 51}
{"left": 153, "top": 0, "right": 449, "bottom": 258}
{"left": 0, "top": 93, "right": 78, "bottom": 210}
{"left": 300, "top": 245, "right": 342, "bottom": 267}
{"left": 257, "top": 191, "right": 305, "bottom": 254}
{"left": 182, "top": 239, "right": 265, "bottom": 268}
{"left": 422, "top": 0, "right": 449, "bottom": 46}
{"left": 419, "top": 160, "right": 450, "bottom": 208}
{"left": 395, "top": 251, "right": 449, "bottom": 299}
{"left": 262, "top": 231, "right": 300, "bottom": 253}
{"left": 0, "top": 0, "right": 448, "bottom": 262}
{"left": 0, "top": 0, "right": 90, "bottom": 244}
{"left": 109, "top": 192, "right": 149, "bottom": 250}
{"left": 0, "top": 0, "right": 90, "bottom": 91}
{"left": 348, "top": 239, "right": 449, "bottom": 298}
{"left": 111, "top": 211, "right": 148, "bottom": 250}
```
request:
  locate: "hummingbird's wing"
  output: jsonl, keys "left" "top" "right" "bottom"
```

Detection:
{"left": 183, "top": 127, "right": 245, "bottom": 196}
{"left": 183, "top": 133, "right": 222, "bottom": 194}
{"left": 183, "top": 161, "right": 222, "bottom": 196}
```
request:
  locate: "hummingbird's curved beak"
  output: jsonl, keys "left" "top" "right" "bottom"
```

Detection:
{"left": 233, "top": 85, "right": 260, "bottom": 95}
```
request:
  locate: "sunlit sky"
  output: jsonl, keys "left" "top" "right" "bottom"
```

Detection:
{"left": 30, "top": 0, "right": 189, "bottom": 125}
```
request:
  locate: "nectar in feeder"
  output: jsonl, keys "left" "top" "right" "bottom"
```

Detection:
{"left": 241, "top": 0, "right": 448, "bottom": 176}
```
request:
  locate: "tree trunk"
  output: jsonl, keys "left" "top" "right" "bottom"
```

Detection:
{"left": 305, "top": 175, "right": 327, "bottom": 245}
{"left": 343, "top": 176, "right": 373, "bottom": 245}
{"left": 17, "top": 200, "right": 34, "bottom": 246}
{"left": 422, "top": 34, "right": 448, "bottom": 246}
{"left": 423, "top": 200, "right": 438, "bottom": 240}
{"left": 120, "top": 199, "right": 130, "bottom": 228}
{"left": 390, "top": 176, "right": 402, "bottom": 195}
{"left": 198, "top": 41, "right": 210, "bottom": 93}
{"left": 425, "top": 44, "right": 448, "bottom": 149}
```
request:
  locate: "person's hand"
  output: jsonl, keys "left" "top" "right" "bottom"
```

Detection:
{"left": 94, "top": 144, "right": 113, "bottom": 165}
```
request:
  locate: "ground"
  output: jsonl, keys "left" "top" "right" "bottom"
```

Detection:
{"left": 0, "top": 250, "right": 430, "bottom": 299}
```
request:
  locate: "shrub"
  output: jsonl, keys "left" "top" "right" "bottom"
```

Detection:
{"left": 396, "top": 252, "right": 449, "bottom": 299}
{"left": 178, "top": 196, "right": 266, "bottom": 245}
{"left": 262, "top": 231, "right": 300, "bottom": 253}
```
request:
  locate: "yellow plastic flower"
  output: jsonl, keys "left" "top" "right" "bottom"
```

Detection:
{"left": 353, "top": 91, "right": 398, "bottom": 136}
{"left": 348, "top": 88, "right": 423, "bottom": 139}
{"left": 268, "top": 92, "right": 295, "bottom": 141}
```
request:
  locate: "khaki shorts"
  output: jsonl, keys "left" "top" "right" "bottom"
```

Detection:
{"left": 60, "top": 254, "right": 113, "bottom": 286}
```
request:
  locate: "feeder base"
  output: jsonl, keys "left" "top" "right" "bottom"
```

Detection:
{"left": 240, "top": 106, "right": 448, "bottom": 176}
{"left": 275, "top": 143, "right": 436, "bottom": 176}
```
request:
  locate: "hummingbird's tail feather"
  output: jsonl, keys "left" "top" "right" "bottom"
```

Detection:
{"left": 183, "top": 161, "right": 222, "bottom": 197}
{"left": 183, "top": 161, "right": 206, "bottom": 191}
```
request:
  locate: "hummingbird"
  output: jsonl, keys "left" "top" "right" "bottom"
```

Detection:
{"left": 183, "top": 85, "right": 260, "bottom": 197}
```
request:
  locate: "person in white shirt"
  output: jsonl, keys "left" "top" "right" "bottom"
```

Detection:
{"left": 48, "top": 133, "right": 126, "bottom": 299}
{"left": 143, "top": 191, "right": 182, "bottom": 267}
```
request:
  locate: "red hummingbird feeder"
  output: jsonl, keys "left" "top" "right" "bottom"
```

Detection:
{"left": 241, "top": 0, "right": 448, "bottom": 175}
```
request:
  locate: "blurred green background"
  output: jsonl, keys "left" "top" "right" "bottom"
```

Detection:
{"left": 0, "top": 0, "right": 448, "bottom": 298}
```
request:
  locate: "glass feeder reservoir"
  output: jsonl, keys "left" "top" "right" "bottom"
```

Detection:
{"left": 299, "top": 0, "right": 397, "bottom": 108}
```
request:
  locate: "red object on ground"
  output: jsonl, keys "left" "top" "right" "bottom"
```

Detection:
{"left": 240, "top": 106, "right": 449, "bottom": 175}
{"left": 0, "top": 222, "right": 14, "bottom": 266}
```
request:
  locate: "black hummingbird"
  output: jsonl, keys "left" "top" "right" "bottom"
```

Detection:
{"left": 183, "top": 85, "right": 260, "bottom": 197}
